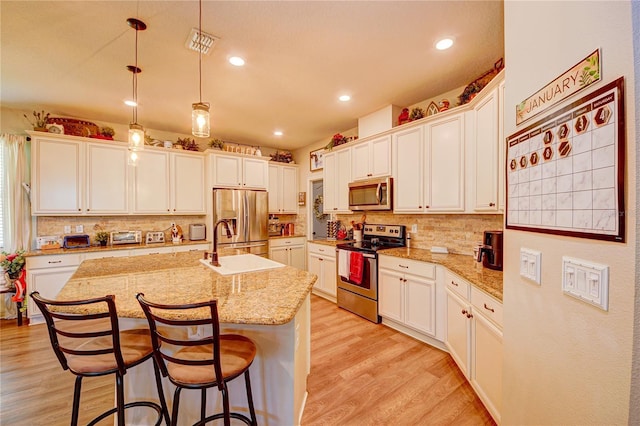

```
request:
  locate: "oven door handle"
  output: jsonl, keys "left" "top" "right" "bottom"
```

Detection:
{"left": 376, "top": 183, "right": 382, "bottom": 203}
{"left": 335, "top": 249, "right": 376, "bottom": 259}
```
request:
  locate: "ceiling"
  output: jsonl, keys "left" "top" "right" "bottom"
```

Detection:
{"left": 1, "top": 1, "right": 504, "bottom": 150}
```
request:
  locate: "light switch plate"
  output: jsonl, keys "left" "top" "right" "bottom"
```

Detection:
{"left": 562, "top": 256, "right": 609, "bottom": 311}
{"left": 520, "top": 248, "right": 541, "bottom": 284}
{"left": 75, "top": 225, "right": 84, "bottom": 233}
{"left": 64, "top": 225, "right": 71, "bottom": 234}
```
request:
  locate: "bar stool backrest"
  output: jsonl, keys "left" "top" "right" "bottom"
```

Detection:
{"left": 136, "top": 293, "right": 225, "bottom": 390}
{"left": 30, "top": 291, "right": 126, "bottom": 376}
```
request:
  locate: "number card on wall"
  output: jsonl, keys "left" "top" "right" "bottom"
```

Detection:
{"left": 506, "top": 77, "right": 625, "bottom": 242}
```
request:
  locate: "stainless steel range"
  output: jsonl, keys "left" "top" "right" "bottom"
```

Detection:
{"left": 336, "top": 224, "right": 406, "bottom": 323}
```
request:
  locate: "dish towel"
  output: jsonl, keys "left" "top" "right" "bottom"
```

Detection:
{"left": 349, "top": 252, "right": 364, "bottom": 285}
{"left": 338, "top": 249, "right": 350, "bottom": 280}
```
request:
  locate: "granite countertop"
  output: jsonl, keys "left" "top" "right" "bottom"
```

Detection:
{"left": 380, "top": 247, "right": 503, "bottom": 301}
{"left": 308, "top": 239, "right": 351, "bottom": 247}
{"left": 55, "top": 249, "right": 317, "bottom": 325}
{"left": 26, "top": 239, "right": 210, "bottom": 257}
{"left": 269, "top": 235, "right": 307, "bottom": 240}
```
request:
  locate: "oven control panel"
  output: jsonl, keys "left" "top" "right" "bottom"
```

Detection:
{"left": 363, "top": 224, "right": 405, "bottom": 238}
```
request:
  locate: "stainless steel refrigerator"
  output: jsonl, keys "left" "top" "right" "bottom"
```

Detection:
{"left": 212, "top": 189, "right": 269, "bottom": 256}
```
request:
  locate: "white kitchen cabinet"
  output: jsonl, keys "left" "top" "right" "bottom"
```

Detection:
{"left": 86, "top": 143, "right": 129, "bottom": 214}
{"left": 171, "top": 152, "right": 206, "bottom": 214}
{"left": 210, "top": 153, "right": 268, "bottom": 190}
{"left": 268, "top": 164, "right": 298, "bottom": 214}
{"left": 307, "top": 243, "right": 337, "bottom": 301}
{"left": 351, "top": 135, "right": 391, "bottom": 181}
{"left": 270, "top": 237, "right": 306, "bottom": 270}
{"left": 31, "top": 135, "right": 83, "bottom": 215}
{"left": 26, "top": 253, "right": 82, "bottom": 324}
{"left": 392, "top": 113, "right": 464, "bottom": 213}
{"left": 378, "top": 255, "right": 437, "bottom": 337}
{"left": 445, "top": 270, "right": 502, "bottom": 424}
{"left": 133, "top": 150, "right": 171, "bottom": 214}
{"left": 323, "top": 148, "right": 351, "bottom": 213}
{"left": 471, "top": 86, "right": 500, "bottom": 212}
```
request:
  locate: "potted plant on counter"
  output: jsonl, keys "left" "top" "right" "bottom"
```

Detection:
{"left": 95, "top": 231, "right": 110, "bottom": 246}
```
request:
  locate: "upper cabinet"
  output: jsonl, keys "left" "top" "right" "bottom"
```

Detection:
{"left": 471, "top": 86, "right": 500, "bottom": 212}
{"left": 268, "top": 164, "right": 298, "bottom": 214}
{"left": 210, "top": 153, "right": 268, "bottom": 190}
{"left": 133, "top": 150, "right": 171, "bottom": 214}
{"left": 323, "top": 148, "right": 352, "bottom": 213}
{"left": 351, "top": 135, "right": 391, "bottom": 181}
{"left": 86, "top": 143, "right": 129, "bottom": 214}
{"left": 172, "top": 152, "right": 206, "bottom": 214}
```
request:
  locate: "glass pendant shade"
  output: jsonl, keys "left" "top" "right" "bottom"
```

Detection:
{"left": 128, "top": 123, "right": 145, "bottom": 151}
{"left": 128, "top": 150, "right": 139, "bottom": 166}
{"left": 192, "top": 102, "right": 210, "bottom": 137}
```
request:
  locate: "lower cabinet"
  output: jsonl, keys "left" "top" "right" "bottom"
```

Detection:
{"left": 269, "top": 237, "right": 306, "bottom": 270}
{"left": 445, "top": 270, "right": 502, "bottom": 424}
{"left": 378, "top": 255, "right": 437, "bottom": 337}
{"left": 306, "top": 243, "right": 336, "bottom": 301}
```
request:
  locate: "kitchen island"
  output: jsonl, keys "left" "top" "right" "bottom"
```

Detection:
{"left": 55, "top": 250, "right": 317, "bottom": 426}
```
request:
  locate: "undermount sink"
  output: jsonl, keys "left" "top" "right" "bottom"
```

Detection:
{"left": 199, "top": 254, "right": 285, "bottom": 276}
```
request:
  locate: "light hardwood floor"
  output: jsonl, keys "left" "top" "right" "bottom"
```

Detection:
{"left": 0, "top": 295, "right": 494, "bottom": 425}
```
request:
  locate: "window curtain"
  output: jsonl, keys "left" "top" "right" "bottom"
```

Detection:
{"left": 0, "top": 134, "right": 31, "bottom": 252}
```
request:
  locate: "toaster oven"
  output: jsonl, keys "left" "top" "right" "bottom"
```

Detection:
{"left": 110, "top": 230, "right": 142, "bottom": 245}
{"left": 62, "top": 234, "right": 91, "bottom": 249}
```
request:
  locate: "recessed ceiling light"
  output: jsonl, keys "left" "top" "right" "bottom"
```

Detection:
{"left": 435, "top": 38, "right": 454, "bottom": 50}
{"left": 274, "top": 131, "right": 283, "bottom": 136}
{"left": 124, "top": 99, "right": 137, "bottom": 107}
{"left": 229, "top": 56, "right": 245, "bottom": 66}
{"left": 339, "top": 95, "right": 351, "bottom": 102}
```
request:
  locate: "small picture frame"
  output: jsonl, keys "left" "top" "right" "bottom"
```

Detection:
{"left": 310, "top": 148, "right": 324, "bottom": 171}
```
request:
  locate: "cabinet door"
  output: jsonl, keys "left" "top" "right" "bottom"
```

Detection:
{"left": 321, "top": 256, "right": 337, "bottom": 297}
{"left": 322, "top": 152, "right": 337, "bottom": 213}
{"left": 405, "top": 274, "right": 436, "bottom": 336}
{"left": 172, "top": 153, "right": 205, "bottom": 214}
{"left": 133, "top": 150, "right": 170, "bottom": 213}
{"left": 473, "top": 88, "right": 499, "bottom": 211}
{"left": 289, "top": 245, "right": 306, "bottom": 270}
{"left": 393, "top": 126, "right": 424, "bottom": 212}
{"left": 268, "top": 165, "right": 280, "bottom": 213}
{"left": 27, "top": 266, "right": 78, "bottom": 323}
{"left": 472, "top": 311, "right": 503, "bottom": 423}
{"left": 280, "top": 166, "right": 298, "bottom": 213}
{"left": 32, "top": 138, "right": 82, "bottom": 214}
{"left": 426, "top": 114, "right": 465, "bottom": 211}
{"left": 369, "top": 135, "right": 391, "bottom": 178}
{"left": 351, "top": 142, "right": 371, "bottom": 181}
{"left": 242, "top": 158, "right": 268, "bottom": 189}
{"left": 269, "top": 246, "right": 290, "bottom": 265}
{"left": 211, "top": 154, "right": 242, "bottom": 188}
{"left": 334, "top": 149, "right": 352, "bottom": 212}
{"left": 378, "top": 268, "right": 404, "bottom": 322}
{"left": 86, "top": 143, "right": 129, "bottom": 214}
{"left": 308, "top": 253, "right": 324, "bottom": 292}
{"left": 446, "top": 289, "right": 471, "bottom": 378}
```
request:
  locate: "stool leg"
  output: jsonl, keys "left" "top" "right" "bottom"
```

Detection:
{"left": 221, "top": 385, "right": 231, "bottom": 426}
{"left": 116, "top": 372, "right": 125, "bottom": 426}
{"left": 244, "top": 370, "right": 257, "bottom": 426}
{"left": 200, "top": 388, "right": 207, "bottom": 422}
{"left": 71, "top": 376, "right": 83, "bottom": 426}
{"left": 151, "top": 358, "right": 170, "bottom": 425}
{"left": 16, "top": 302, "right": 22, "bottom": 326}
{"left": 171, "top": 387, "right": 182, "bottom": 426}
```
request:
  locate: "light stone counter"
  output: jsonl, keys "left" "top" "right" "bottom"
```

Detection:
{"left": 25, "top": 239, "right": 210, "bottom": 257}
{"left": 307, "top": 238, "right": 351, "bottom": 247}
{"left": 380, "top": 247, "right": 503, "bottom": 301}
{"left": 56, "top": 250, "right": 316, "bottom": 325}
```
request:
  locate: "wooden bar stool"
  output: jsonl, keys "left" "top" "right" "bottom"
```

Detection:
{"left": 30, "top": 291, "right": 170, "bottom": 426}
{"left": 136, "top": 293, "right": 257, "bottom": 426}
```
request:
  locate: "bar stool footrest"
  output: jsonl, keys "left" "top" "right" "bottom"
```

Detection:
{"left": 194, "top": 411, "right": 255, "bottom": 426}
{"left": 87, "top": 401, "right": 165, "bottom": 426}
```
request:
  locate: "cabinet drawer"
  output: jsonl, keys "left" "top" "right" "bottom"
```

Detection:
{"left": 270, "top": 237, "right": 306, "bottom": 248}
{"left": 307, "top": 243, "right": 336, "bottom": 258}
{"left": 27, "top": 254, "right": 82, "bottom": 269}
{"left": 471, "top": 286, "right": 503, "bottom": 328}
{"left": 131, "top": 247, "right": 174, "bottom": 256}
{"left": 173, "top": 243, "right": 210, "bottom": 253}
{"left": 445, "top": 270, "right": 471, "bottom": 299}
{"left": 83, "top": 250, "right": 131, "bottom": 260}
{"left": 378, "top": 255, "right": 435, "bottom": 279}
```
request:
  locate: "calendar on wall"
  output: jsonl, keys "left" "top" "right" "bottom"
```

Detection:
{"left": 506, "top": 77, "right": 625, "bottom": 242}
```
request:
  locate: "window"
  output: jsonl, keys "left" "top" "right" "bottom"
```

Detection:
{"left": 0, "top": 145, "right": 4, "bottom": 249}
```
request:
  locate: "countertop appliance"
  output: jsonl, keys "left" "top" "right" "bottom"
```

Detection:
{"left": 145, "top": 231, "right": 165, "bottom": 244}
{"left": 62, "top": 234, "right": 90, "bottom": 249}
{"left": 110, "top": 230, "right": 142, "bottom": 245}
{"left": 348, "top": 177, "right": 392, "bottom": 211}
{"left": 213, "top": 189, "right": 268, "bottom": 257}
{"left": 268, "top": 216, "right": 281, "bottom": 237}
{"left": 189, "top": 224, "right": 206, "bottom": 241}
{"left": 478, "top": 230, "right": 503, "bottom": 270}
{"left": 336, "top": 224, "right": 406, "bottom": 323}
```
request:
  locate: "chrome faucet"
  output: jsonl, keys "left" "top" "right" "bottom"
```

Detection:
{"left": 209, "top": 219, "right": 232, "bottom": 267}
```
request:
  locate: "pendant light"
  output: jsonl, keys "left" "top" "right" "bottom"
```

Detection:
{"left": 127, "top": 18, "right": 146, "bottom": 153}
{"left": 192, "top": 0, "right": 210, "bottom": 137}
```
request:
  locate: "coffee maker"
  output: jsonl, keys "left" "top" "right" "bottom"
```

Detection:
{"left": 477, "top": 230, "right": 503, "bottom": 271}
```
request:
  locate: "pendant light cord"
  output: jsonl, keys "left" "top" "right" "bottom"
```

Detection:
{"left": 198, "top": 0, "right": 203, "bottom": 103}
{"left": 134, "top": 25, "right": 139, "bottom": 124}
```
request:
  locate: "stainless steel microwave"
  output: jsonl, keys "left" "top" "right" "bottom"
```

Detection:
{"left": 348, "top": 177, "right": 393, "bottom": 211}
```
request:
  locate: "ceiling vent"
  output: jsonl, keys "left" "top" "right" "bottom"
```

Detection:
{"left": 185, "top": 28, "right": 219, "bottom": 55}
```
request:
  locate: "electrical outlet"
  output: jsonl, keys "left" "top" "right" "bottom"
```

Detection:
{"left": 411, "top": 224, "right": 418, "bottom": 233}
{"left": 64, "top": 225, "right": 71, "bottom": 234}
{"left": 75, "top": 225, "right": 84, "bottom": 233}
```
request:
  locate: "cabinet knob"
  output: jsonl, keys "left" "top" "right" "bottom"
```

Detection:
{"left": 426, "top": 205, "right": 430, "bottom": 209}
{"left": 367, "top": 173, "right": 372, "bottom": 177}
{"left": 466, "top": 313, "right": 473, "bottom": 319}
{"left": 461, "top": 309, "right": 467, "bottom": 315}
{"left": 418, "top": 206, "right": 422, "bottom": 209}
{"left": 403, "top": 278, "right": 407, "bottom": 283}
{"left": 451, "top": 280, "right": 459, "bottom": 286}
{"left": 489, "top": 202, "right": 496, "bottom": 207}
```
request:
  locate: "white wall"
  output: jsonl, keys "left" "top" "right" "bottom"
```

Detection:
{"left": 502, "top": 2, "right": 636, "bottom": 424}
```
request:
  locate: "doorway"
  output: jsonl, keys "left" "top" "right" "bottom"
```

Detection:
{"left": 310, "top": 179, "right": 327, "bottom": 239}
